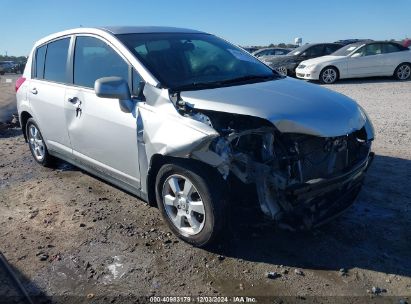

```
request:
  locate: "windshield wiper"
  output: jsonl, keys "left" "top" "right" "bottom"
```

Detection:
{"left": 217, "top": 74, "right": 279, "bottom": 85}
{"left": 171, "top": 81, "right": 222, "bottom": 92}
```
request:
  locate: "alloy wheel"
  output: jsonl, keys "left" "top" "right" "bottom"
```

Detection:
{"left": 397, "top": 64, "right": 411, "bottom": 80}
{"left": 322, "top": 68, "right": 337, "bottom": 84}
{"left": 28, "top": 124, "right": 45, "bottom": 161}
{"left": 276, "top": 66, "right": 287, "bottom": 76}
{"left": 162, "top": 174, "right": 206, "bottom": 236}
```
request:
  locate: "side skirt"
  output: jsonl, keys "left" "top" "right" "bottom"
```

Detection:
{"left": 48, "top": 149, "right": 148, "bottom": 202}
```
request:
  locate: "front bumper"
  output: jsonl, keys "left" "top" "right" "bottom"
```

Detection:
{"left": 280, "top": 152, "right": 374, "bottom": 229}
{"left": 295, "top": 67, "right": 320, "bottom": 80}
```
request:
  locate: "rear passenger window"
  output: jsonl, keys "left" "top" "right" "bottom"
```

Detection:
{"left": 74, "top": 36, "right": 129, "bottom": 88}
{"left": 44, "top": 38, "right": 70, "bottom": 83}
{"left": 306, "top": 45, "right": 324, "bottom": 57}
{"left": 34, "top": 45, "right": 47, "bottom": 79}
{"left": 324, "top": 44, "right": 341, "bottom": 55}
{"left": 383, "top": 43, "right": 402, "bottom": 53}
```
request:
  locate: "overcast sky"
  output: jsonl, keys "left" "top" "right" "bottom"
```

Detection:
{"left": 1, "top": 0, "right": 410, "bottom": 56}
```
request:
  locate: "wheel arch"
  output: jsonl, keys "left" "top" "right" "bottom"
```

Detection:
{"left": 393, "top": 61, "right": 411, "bottom": 75}
{"left": 320, "top": 65, "right": 340, "bottom": 80}
{"left": 146, "top": 154, "right": 225, "bottom": 207}
{"left": 20, "top": 111, "right": 33, "bottom": 142}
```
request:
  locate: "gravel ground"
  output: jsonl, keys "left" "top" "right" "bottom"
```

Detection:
{"left": 0, "top": 76, "right": 410, "bottom": 303}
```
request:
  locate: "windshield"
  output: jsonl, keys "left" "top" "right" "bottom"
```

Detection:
{"left": 287, "top": 44, "right": 310, "bottom": 56}
{"left": 331, "top": 43, "right": 363, "bottom": 56}
{"left": 116, "top": 33, "right": 277, "bottom": 90}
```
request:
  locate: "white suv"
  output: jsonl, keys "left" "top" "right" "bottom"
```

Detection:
{"left": 16, "top": 27, "right": 374, "bottom": 246}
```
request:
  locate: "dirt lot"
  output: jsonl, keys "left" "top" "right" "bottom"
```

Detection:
{"left": 1, "top": 76, "right": 410, "bottom": 303}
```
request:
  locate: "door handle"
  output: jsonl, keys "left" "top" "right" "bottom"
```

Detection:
{"left": 67, "top": 97, "right": 79, "bottom": 104}
{"left": 30, "top": 88, "right": 38, "bottom": 95}
{"left": 68, "top": 97, "right": 82, "bottom": 117}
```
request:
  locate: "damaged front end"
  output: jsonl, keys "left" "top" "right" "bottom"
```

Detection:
{"left": 181, "top": 106, "right": 374, "bottom": 230}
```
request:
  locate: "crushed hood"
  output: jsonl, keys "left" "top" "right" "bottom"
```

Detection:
{"left": 180, "top": 77, "right": 366, "bottom": 137}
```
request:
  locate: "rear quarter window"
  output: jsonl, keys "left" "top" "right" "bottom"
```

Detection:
{"left": 43, "top": 38, "right": 70, "bottom": 83}
{"left": 34, "top": 45, "right": 47, "bottom": 79}
{"left": 383, "top": 43, "right": 407, "bottom": 53}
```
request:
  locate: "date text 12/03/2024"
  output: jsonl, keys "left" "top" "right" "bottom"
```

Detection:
{"left": 149, "top": 296, "right": 257, "bottom": 303}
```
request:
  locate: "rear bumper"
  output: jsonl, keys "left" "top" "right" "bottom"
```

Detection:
{"left": 280, "top": 152, "right": 374, "bottom": 228}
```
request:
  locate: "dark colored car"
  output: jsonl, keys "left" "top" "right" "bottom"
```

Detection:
{"left": 242, "top": 46, "right": 259, "bottom": 53}
{"left": 334, "top": 39, "right": 372, "bottom": 46}
{"left": 265, "top": 43, "right": 344, "bottom": 76}
{"left": 0, "top": 61, "right": 24, "bottom": 74}
{"left": 0, "top": 62, "right": 11, "bottom": 75}
{"left": 13, "top": 62, "right": 26, "bottom": 74}
{"left": 252, "top": 47, "right": 291, "bottom": 58}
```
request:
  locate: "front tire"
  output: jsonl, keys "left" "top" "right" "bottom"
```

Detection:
{"left": 155, "top": 161, "right": 226, "bottom": 247}
{"left": 276, "top": 66, "right": 288, "bottom": 76}
{"left": 26, "top": 118, "right": 55, "bottom": 167}
{"left": 320, "top": 66, "right": 338, "bottom": 84}
{"left": 394, "top": 63, "right": 411, "bottom": 80}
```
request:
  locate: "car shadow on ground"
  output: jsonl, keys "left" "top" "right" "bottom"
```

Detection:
{"left": 0, "top": 253, "right": 50, "bottom": 304}
{"left": 0, "top": 128, "right": 22, "bottom": 139}
{"left": 309, "top": 76, "right": 405, "bottom": 85}
{"left": 213, "top": 154, "right": 411, "bottom": 278}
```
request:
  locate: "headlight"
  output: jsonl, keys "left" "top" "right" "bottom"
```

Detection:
{"left": 358, "top": 106, "right": 375, "bottom": 140}
{"left": 305, "top": 64, "right": 317, "bottom": 70}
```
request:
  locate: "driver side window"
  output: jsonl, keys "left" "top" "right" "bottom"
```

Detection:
{"left": 356, "top": 44, "right": 383, "bottom": 56}
{"left": 74, "top": 36, "right": 129, "bottom": 88}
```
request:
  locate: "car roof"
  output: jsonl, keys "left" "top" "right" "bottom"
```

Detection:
{"left": 33, "top": 26, "right": 208, "bottom": 48}
{"left": 306, "top": 43, "right": 343, "bottom": 46}
{"left": 363, "top": 40, "right": 401, "bottom": 45}
{"left": 346, "top": 41, "right": 403, "bottom": 48}
{"left": 258, "top": 47, "right": 290, "bottom": 50}
{"left": 98, "top": 26, "right": 205, "bottom": 35}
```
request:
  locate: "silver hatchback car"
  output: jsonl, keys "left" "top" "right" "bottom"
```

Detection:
{"left": 16, "top": 26, "right": 374, "bottom": 246}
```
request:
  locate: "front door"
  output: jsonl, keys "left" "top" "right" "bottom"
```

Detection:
{"left": 347, "top": 43, "right": 384, "bottom": 77}
{"left": 65, "top": 35, "right": 141, "bottom": 189}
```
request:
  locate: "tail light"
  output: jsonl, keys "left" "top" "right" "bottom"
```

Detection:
{"left": 15, "top": 77, "right": 26, "bottom": 92}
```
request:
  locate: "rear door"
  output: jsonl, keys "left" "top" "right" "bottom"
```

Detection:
{"left": 64, "top": 35, "right": 141, "bottom": 189}
{"left": 302, "top": 44, "right": 325, "bottom": 60}
{"left": 347, "top": 43, "right": 384, "bottom": 77}
{"left": 28, "top": 37, "right": 72, "bottom": 156}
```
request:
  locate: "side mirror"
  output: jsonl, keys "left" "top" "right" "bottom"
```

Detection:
{"left": 94, "top": 77, "right": 133, "bottom": 113}
{"left": 351, "top": 53, "right": 362, "bottom": 58}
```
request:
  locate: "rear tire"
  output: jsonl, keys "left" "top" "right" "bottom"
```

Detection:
{"left": 320, "top": 66, "right": 339, "bottom": 84}
{"left": 26, "top": 118, "right": 56, "bottom": 167}
{"left": 394, "top": 63, "right": 411, "bottom": 80}
{"left": 155, "top": 161, "right": 226, "bottom": 247}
